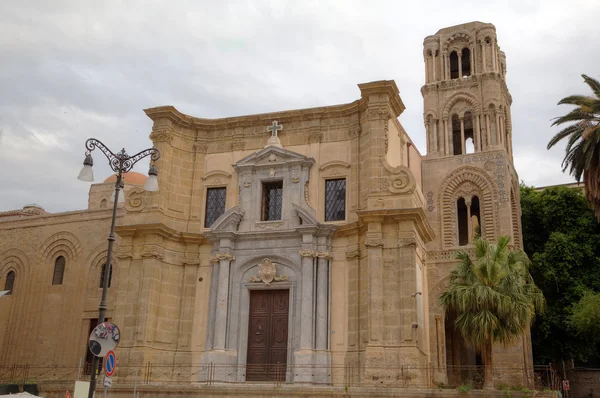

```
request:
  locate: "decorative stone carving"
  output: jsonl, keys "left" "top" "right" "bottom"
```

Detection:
{"left": 348, "top": 123, "right": 361, "bottom": 138}
{"left": 243, "top": 174, "right": 251, "bottom": 188}
{"left": 309, "top": 131, "right": 323, "bottom": 144}
{"left": 269, "top": 168, "right": 276, "bottom": 177}
{"left": 255, "top": 221, "right": 284, "bottom": 230}
{"left": 316, "top": 251, "right": 332, "bottom": 259}
{"left": 299, "top": 249, "right": 316, "bottom": 257}
{"left": 365, "top": 238, "right": 384, "bottom": 247}
{"left": 149, "top": 130, "right": 173, "bottom": 144}
{"left": 373, "top": 198, "right": 385, "bottom": 208}
{"left": 291, "top": 169, "right": 300, "bottom": 183}
{"left": 232, "top": 140, "right": 245, "bottom": 151}
{"left": 366, "top": 106, "right": 390, "bottom": 121}
{"left": 140, "top": 246, "right": 165, "bottom": 259}
{"left": 209, "top": 252, "right": 235, "bottom": 263}
{"left": 456, "top": 153, "right": 506, "bottom": 202}
{"left": 249, "top": 258, "right": 288, "bottom": 284}
{"left": 304, "top": 180, "right": 310, "bottom": 205}
{"left": 345, "top": 249, "right": 360, "bottom": 259}
{"left": 125, "top": 187, "right": 146, "bottom": 212}
{"left": 388, "top": 172, "right": 411, "bottom": 194}
{"left": 268, "top": 153, "right": 277, "bottom": 162}
{"left": 426, "top": 191, "right": 434, "bottom": 212}
{"left": 194, "top": 142, "right": 208, "bottom": 154}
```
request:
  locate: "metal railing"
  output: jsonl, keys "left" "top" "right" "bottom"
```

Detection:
{"left": 0, "top": 362, "right": 558, "bottom": 392}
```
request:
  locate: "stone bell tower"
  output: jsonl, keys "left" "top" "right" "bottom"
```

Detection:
{"left": 421, "top": 22, "right": 532, "bottom": 387}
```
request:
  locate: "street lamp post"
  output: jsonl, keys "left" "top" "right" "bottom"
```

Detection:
{"left": 77, "top": 138, "right": 160, "bottom": 398}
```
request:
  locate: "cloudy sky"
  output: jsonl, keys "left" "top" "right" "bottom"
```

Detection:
{"left": 1, "top": 0, "right": 598, "bottom": 213}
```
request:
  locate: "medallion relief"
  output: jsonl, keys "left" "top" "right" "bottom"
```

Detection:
{"left": 249, "top": 258, "right": 288, "bottom": 285}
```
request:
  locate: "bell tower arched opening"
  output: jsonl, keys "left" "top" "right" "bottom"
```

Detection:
{"left": 449, "top": 51, "right": 459, "bottom": 79}
{"left": 461, "top": 48, "right": 471, "bottom": 77}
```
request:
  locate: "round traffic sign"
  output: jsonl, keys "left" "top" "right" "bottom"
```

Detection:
{"left": 88, "top": 322, "right": 120, "bottom": 357}
{"left": 105, "top": 350, "right": 116, "bottom": 377}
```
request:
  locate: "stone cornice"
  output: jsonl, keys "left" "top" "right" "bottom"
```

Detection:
{"left": 0, "top": 208, "right": 123, "bottom": 230}
{"left": 144, "top": 99, "right": 367, "bottom": 132}
{"left": 143, "top": 80, "right": 407, "bottom": 133}
{"left": 357, "top": 80, "right": 405, "bottom": 117}
{"left": 114, "top": 222, "right": 205, "bottom": 244}
{"left": 356, "top": 208, "right": 435, "bottom": 243}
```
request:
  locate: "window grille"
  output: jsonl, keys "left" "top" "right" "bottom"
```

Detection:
{"left": 325, "top": 179, "right": 346, "bottom": 221}
{"left": 205, "top": 187, "right": 227, "bottom": 228}
{"left": 262, "top": 181, "right": 283, "bottom": 221}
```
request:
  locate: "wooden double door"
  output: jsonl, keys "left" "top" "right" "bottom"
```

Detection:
{"left": 246, "top": 289, "right": 289, "bottom": 381}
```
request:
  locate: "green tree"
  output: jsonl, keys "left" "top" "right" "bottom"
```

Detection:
{"left": 569, "top": 291, "right": 600, "bottom": 340}
{"left": 547, "top": 74, "right": 600, "bottom": 221}
{"left": 521, "top": 184, "right": 600, "bottom": 364}
{"left": 440, "top": 236, "right": 545, "bottom": 390}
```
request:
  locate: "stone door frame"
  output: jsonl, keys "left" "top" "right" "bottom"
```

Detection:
{"left": 237, "top": 281, "right": 295, "bottom": 382}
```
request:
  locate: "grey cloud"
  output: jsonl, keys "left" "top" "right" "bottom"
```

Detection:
{"left": 1, "top": 0, "right": 598, "bottom": 212}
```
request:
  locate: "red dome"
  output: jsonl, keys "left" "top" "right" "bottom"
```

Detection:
{"left": 103, "top": 172, "right": 148, "bottom": 185}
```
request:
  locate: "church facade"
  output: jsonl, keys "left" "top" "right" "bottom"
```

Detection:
{"left": 0, "top": 21, "right": 532, "bottom": 388}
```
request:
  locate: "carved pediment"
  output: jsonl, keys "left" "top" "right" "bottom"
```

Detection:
{"left": 292, "top": 203, "right": 319, "bottom": 226}
{"left": 209, "top": 206, "right": 245, "bottom": 232}
{"left": 233, "top": 146, "right": 314, "bottom": 171}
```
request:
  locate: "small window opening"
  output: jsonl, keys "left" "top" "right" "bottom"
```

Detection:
{"left": 449, "top": 51, "right": 459, "bottom": 79}
{"left": 262, "top": 181, "right": 283, "bottom": 221}
{"left": 461, "top": 48, "right": 471, "bottom": 77}
{"left": 457, "top": 198, "right": 469, "bottom": 246}
{"left": 452, "top": 115, "right": 462, "bottom": 155}
{"left": 100, "top": 263, "right": 112, "bottom": 289}
{"left": 4, "top": 271, "right": 15, "bottom": 295}
{"left": 471, "top": 196, "right": 481, "bottom": 239}
{"left": 52, "top": 256, "right": 66, "bottom": 285}
{"left": 100, "top": 199, "right": 107, "bottom": 208}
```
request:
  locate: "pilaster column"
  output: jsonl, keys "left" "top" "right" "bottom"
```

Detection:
{"left": 443, "top": 52, "right": 448, "bottom": 80}
{"left": 496, "top": 113, "right": 502, "bottom": 145}
{"left": 491, "top": 40, "right": 497, "bottom": 72}
{"left": 444, "top": 118, "right": 450, "bottom": 156}
{"left": 482, "top": 42, "right": 487, "bottom": 73}
{"left": 432, "top": 53, "right": 437, "bottom": 81}
{"left": 433, "top": 119, "right": 438, "bottom": 153}
{"left": 425, "top": 121, "right": 431, "bottom": 153}
{"left": 465, "top": 197, "right": 472, "bottom": 242}
{"left": 299, "top": 249, "right": 315, "bottom": 349}
{"left": 316, "top": 252, "right": 330, "bottom": 350}
{"left": 458, "top": 54, "right": 463, "bottom": 78}
{"left": 365, "top": 219, "right": 384, "bottom": 342}
{"left": 475, "top": 114, "right": 482, "bottom": 152}
{"left": 471, "top": 46, "right": 476, "bottom": 74}
{"left": 424, "top": 58, "right": 428, "bottom": 84}
{"left": 460, "top": 116, "right": 466, "bottom": 155}
{"left": 211, "top": 252, "right": 234, "bottom": 349}
{"left": 485, "top": 113, "right": 491, "bottom": 146}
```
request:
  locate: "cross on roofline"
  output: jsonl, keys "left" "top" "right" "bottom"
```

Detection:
{"left": 267, "top": 121, "right": 283, "bottom": 138}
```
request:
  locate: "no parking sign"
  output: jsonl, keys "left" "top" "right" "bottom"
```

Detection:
{"left": 104, "top": 350, "right": 116, "bottom": 378}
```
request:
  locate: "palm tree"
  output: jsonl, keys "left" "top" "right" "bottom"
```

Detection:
{"left": 439, "top": 236, "right": 545, "bottom": 390}
{"left": 547, "top": 74, "right": 600, "bottom": 221}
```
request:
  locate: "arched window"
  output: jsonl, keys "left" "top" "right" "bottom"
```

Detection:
{"left": 457, "top": 196, "right": 481, "bottom": 246}
{"left": 100, "top": 199, "right": 108, "bottom": 209}
{"left": 461, "top": 48, "right": 471, "bottom": 77}
{"left": 457, "top": 198, "right": 469, "bottom": 245}
{"left": 52, "top": 256, "right": 66, "bottom": 285}
{"left": 449, "top": 51, "right": 459, "bottom": 79}
{"left": 100, "top": 264, "right": 112, "bottom": 289}
{"left": 464, "top": 112, "right": 475, "bottom": 154}
{"left": 4, "top": 271, "right": 15, "bottom": 295}
{"left": 452, "top": 115, "right": 462, "bottom": 155}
